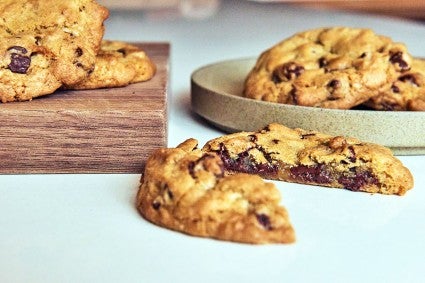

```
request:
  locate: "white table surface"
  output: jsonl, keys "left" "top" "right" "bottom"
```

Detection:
{"left": 1, "top": 1, "right": 424, "bottom": 282}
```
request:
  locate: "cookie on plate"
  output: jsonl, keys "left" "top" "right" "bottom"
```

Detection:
{"left": 363, "top": 58, "right": 425, "bottom": 111}
{"left": 65, "top": 40, "right": 156, "bottom": 90}
{"left": 137, "top": 138, "right": 295, "bottom": 244}
{"left": 243, "top": 27, "right": 412, "bottom": 109}
{"left": 0, "top": 0, "right": 109, "bottom": 102}
{"left": 203, "top": 123, "right": 413, "bottom": 195}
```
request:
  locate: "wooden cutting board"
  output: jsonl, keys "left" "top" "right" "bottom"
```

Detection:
{"left": 0, "top": 42, "right": 169, "bottom": 173}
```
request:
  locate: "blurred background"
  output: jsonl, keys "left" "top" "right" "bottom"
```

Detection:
{"left": 98, "top": 0, "right": 425, "bottom": 22}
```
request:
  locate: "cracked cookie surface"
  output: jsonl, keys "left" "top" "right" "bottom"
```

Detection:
{"left": 203, "top": 123, "right": 413, "bottom": 195}
{"left": 0, "top": 0, "right": 109, "bottom": 102}
{"left": 137, "top": 138, "right": 295, "bottom": 244}
{"left": 243, "top": 27, "right": 413, "bottom": 109}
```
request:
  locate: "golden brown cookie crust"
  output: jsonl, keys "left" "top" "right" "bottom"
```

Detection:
{"left": 243, "top": 27, "right": 413, "bottom": 109}
{"left": 137, "top": 138, "right": 295, "bottom": 244}
{"left": 65, "top": 40, "right": 156, "bottom": 90}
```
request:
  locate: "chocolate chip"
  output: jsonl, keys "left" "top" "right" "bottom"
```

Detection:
{"left": 399, "top": 74, "right": 419, "bottom": 86}
{"left": 117, "top": 48, "right": 126, "bottom": 55}
{"left": 348, "top": 146, "right": 356, "bottom": 163}
{"left": 8, "top": 53, "right": 31, "bottom": 74}
{"left": 75, "top": 47, "right": 83, "bottom": 57}
{"left": 391, "top": 84, "right": 400, "bottom": 93}
{"left": 290, "top": 88, "right": 298, "bottom": 105}
{"left": 318, "top": 57, "right": 327, "bottom": 68}
{"left": 188, "top": 154, "right": 224, "bottom": 179}
{"left": 328, "top": 79, "right": 341, "bottom": 89}
{"left": 326, "top": 79, "right": 344, "bottom": 100}
{"left": 301, "top": 133, "right": 316, "bottom": 139}
{"left": 389, "top": 51, "right": 410, "bottom": 71}
{"left": 272, "top": 62, "right": 304, "bottom": 83}
{"left": 256, "top": 213, "right": 272, "bottom": 230}
{"left": 258, "top": 146, "right": 275, "bottom": 163}
{"left": 271, "top": 71, "right": 281, "bottom": 84}
{"left": 35, "top": 36, "right": 42, "bottom": 45}
{"left": 152, "top": 201, "right": 161, "bottom": 210}
{"left": 262, "top": 125, "right": 271, "bottom": 132}
{"left": 7, "top": 46, "right": 31, "bottom": 74}
{"left": 359, "top": 52, "right": 367, "bottom": 58}
{"left": 75, "top": 62, "right": 83, "bottom": 68}
{"left": 165, "top": 185, "right": 174, "bottom": 200}
{"left": 272, "top": 139, "right": 280, "bottom": 144}
{"left": 248, "top": 134, "right": 258, "bottom": 143}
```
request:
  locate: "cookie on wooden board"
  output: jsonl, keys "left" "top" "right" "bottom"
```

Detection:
{"left": 65, "top": 40, "right": 156, "bottom": 90}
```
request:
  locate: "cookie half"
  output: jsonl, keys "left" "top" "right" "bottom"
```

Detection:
{"left": 203, "top": 123, "right": 413, "bottom": 195}
{"left": 243, "top": 27, "right": 413, "bottom": 109}
{"left": 137, "top": 138, "right": 295, "bottom": 244}
{"left": 65, "top": 40, "right": 156, "bottom": 90}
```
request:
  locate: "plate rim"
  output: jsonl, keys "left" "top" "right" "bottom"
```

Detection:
{"left": 191, "top": 57, "right": 425, "bottom": 155}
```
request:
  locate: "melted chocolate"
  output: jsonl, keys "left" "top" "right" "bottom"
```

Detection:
{"left": 289, "top": 164, "right": 332, "bottom": 184}
{"left": 215, "top": 143, "right": 278, "bottom": 177}
{"left": 338, "top": 170, "right": 379, "bottom": 191}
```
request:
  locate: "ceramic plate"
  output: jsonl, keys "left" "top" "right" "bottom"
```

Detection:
{"left": 191, "top": 58, "right": 425, "bottom": 155}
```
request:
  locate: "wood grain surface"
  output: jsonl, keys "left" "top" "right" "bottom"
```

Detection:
{"left": 0, "top": 43, "right": 169, "bottom": 173}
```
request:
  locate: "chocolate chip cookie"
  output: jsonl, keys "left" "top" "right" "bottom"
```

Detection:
{"left": 137, "top": 138, "right": 295, "bottom": 244}
{"left": 0, "top": 0, "right": 109, "bottom": 102}
{"left": 203, "top": 123, "right": 413, "bottom": 195}
{"left": 65, "top": 40, "right": 156, "bottom": 90}
{"left": 363, "top": 58, "right": 425, "bottom": 111}
{"left": 243, "top": 27, "right": 413, "bottom": 109}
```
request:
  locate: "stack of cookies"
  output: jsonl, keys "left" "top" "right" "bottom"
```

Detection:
{"left": 243, "top": 27, "right": 425, "bottom": 111}
{"left": 0, "top": 0, "right": 156, "bottom": 103}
